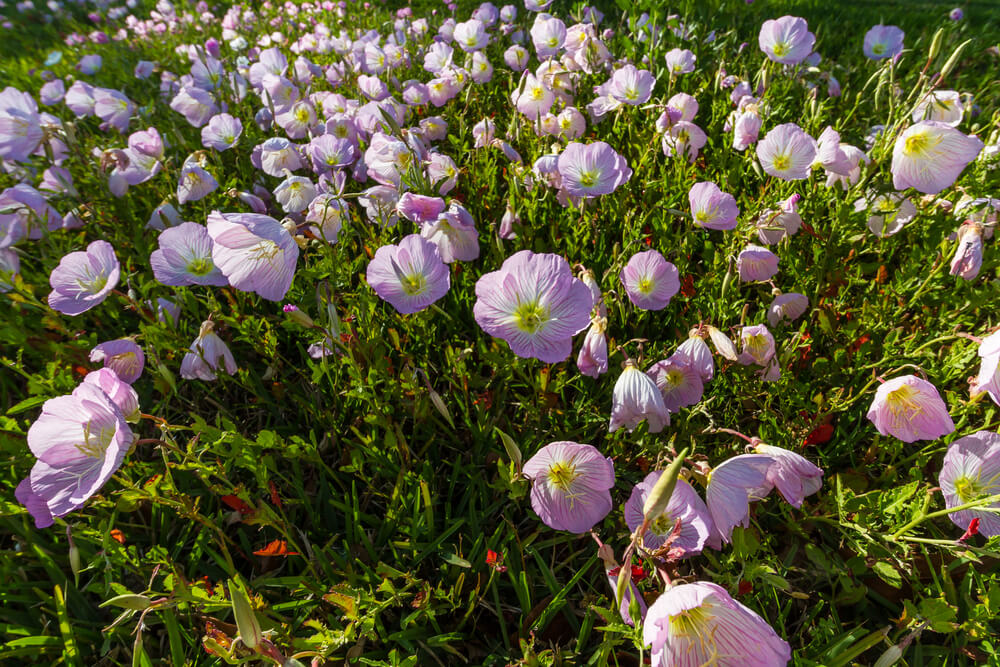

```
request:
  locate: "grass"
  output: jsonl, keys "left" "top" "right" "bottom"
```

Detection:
{"left": 2, "top": 0, "right": 1000, "bottom": 664}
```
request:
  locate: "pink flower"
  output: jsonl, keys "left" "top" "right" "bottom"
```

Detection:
{"left": 47, "top": 241, "right": 120, "bottom": 316}
{"left": 647, "top": 358, "right": 704, "bottom": 411}
{"left": 557, "top": 141, "right": 632, "bottom": 197}
{"left": 644, "top": 582, "right": 791, "bottom": 666}
{"left": 737, "top": 245, "right": 779, "bottom": 282}
{"left": 18, "top": 380, "right": 135, "bottom": 527}
{"left": 207, "top": 211, "right": 299, "bottom": 302}
{"left": 90, "top": 339, "right": 144, "bottom": 384}
{"left": 705, "top": 454, "right": 773, "bottom": 543}
{"left": 609, "top": 361, "right": 670, "bottom": 433}
{"left": 866, "top": 375, "right": 955, "bottom": 442}
{"left": 624, "top": 475, "right": 713, "bottom": 554}
{"left": 757, "top": 123, "right": 816, "bottom": 180}
{"left": 891, "top": 121, "right": 983, "bottom": 194}
{"left": 753, "top": 443, "right": 823, "bottom": 508}
{"left": 758, "top": 15, "right": 815, "bottom": 65}
{"left": 522, "top": 441, "right": 614, "bottom": 533}
{"left": 939, "top": 431, "right": 1000, "bottom": 536}
{"left": 620, "top": 250, "right": 680, "bottom": 310}
{"left": 180, "top": 320, "right": 237, "bottom": 381}
{"left": 366, "top": 234, "right": 450, "bottom": 314}
{"left": 864, "top": 24, "right": 904, "bottom": 60}
{"left": 474, "top": 250, "right": 592, "bottom": 363}
{"left": 689, "top": 182, "right": 739, "bottom": 231}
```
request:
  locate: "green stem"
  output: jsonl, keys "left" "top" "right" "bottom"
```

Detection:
{"left": 891, "top": 493, "right": 1000, "bottom": 539}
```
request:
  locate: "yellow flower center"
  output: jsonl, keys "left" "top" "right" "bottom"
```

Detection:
{"left": 773, "top": 154, "right": 791, "bottom": 171}
{"left": 547, "top": 460, "right": 579, "bottom": 491}
{"left": 772, "top": 42, "right": 789, "bottom": 57}
{"left": 188, "top": 257, "right": 214, "bottom": 276}
{"left": 578, "top": 170, "right": 597, "bottom": 187}
{"left": 670, "top": 604, "right": 712, "bottom": 637}
{"left": 904, "top": 130, "right": 940, "bottom": 157}
{"left": 513, "top": 301, "right": 548, "bottom": 334}
{"left": 954, "top": 475, "right": 978, "bottom": 503}
{"left": 400, "top": 272, "right": 427, "bottom": 296}
{"left": 637, "top": 276, "right": 655, "bottom": 294}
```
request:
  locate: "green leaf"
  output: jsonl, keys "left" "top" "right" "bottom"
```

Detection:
{"left": 872, "top": 561, "right": 903, "bottom": 589}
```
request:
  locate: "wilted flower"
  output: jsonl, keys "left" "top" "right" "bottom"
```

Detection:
{"left": 557, "top": 141, "right": 632, "bottom": 197}
{"left": 522, "top": 441, "right": 614, "bottom": 533}
{"left": 366, "top": 234, "right": 450, "bottom": 314}
{"left": 939, "top": 431, "right": 1000, "bottom": 536}
{"left": 207, "top": 211, "right": 299, "bottom": 301}
{"left": 867, "top": 375, "right": 955, "bottom": 442}
{"left": 758, "top": 15, "right": 815, "bottom": 65}
{"left": 474, "top": 250, "right": 592, "bottom": 363}
{"left": 689, "top": 182, "right": 739, "bottom": 231}
{"left": 891, "top": 121, "right": 983, "bottom": 194}
{"left": 90, "top": 339, "right": 145, "bottom": 384}
{"left": 620, "top": 250, "right": 680, "bottom": 310}
{"left": 644, "top": 582, "right": 792, "bottom": 666}
{"left": 609, "top": 361, "right": 670, "bottom": 433}
{"left": 47, "top": 240, "right": 120, "bottom": 316}
{"left": 180, "top": 320, "right": 237, "bottom": 381}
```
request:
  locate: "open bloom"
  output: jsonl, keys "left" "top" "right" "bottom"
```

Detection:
{"left": 151, "top": 222, "right": 228, "bottom": 287}
{"left": 644, "top": 582, "right": 791, "bottom": 667}
{"left": 939, "top": 431, "right": 1000, "bottom": 536}
{"left": 689, "top": 182, "right": 739, "bottom": 231}
{"left": 522, "top": 441, "right": 615, "bottom": 533}
{"left": 607, "top": 65, "right": 654, "bottom": 105}
{"left": 207, "top": 211, "right": 299, "bottom": 301}
{"left": 647, "top": 358, "right": 704, "bottom": 412}
{"left": 557, "top": 141, "right": 632, "bottom": 197}
{"left": 609, "top": 361, "right": 670, "bottom": 433}
{"left": 48, "top": 241, "right": 120, "bottom": 316}
{"left": 757, "top": 123, "right": 816, "bottom": 180}
{"left": 367, "top": 234, "right": 450, "bottom": 314}
{"left": 863, "top": 25, "right": 904, "bottom": 60}
{"left": 891, "top": 121, "right": 983, "bottom": 194}
{"left": 867, "top": 375, "right": 955, "bottom": 442}
{"left": 664, "top": 48, "right": 696, "bottom": 76}
{"left": 624, "top": 475, "right": 713, "bottom": 555}
{"left": 857, "top": 192, "right": 916, "bottom": 237}
{"left": 180, "top": 320, "right": 237, "bottom": 381}
{"left": 473, "top": 250, "right": 592, "bottom": 363}
{"left": 758, "top": 15, "right": 815, "bottom": 65}
{"left": 90, "top": 339, "right": 144, "bottom": 384}
{"left": 620, "top": 250, "right": 680, "bottom": 310}
{"left": 19, "top": 381, "right": 135, "bottom": 528}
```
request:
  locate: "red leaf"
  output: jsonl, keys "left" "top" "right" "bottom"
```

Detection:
{"left": 959, "top": 518, "right": 981, "bottom": 543}
{"left": 221, "top": 495, "right": 253, "bottom": 515}
{"left": 268, "top": 481, "right": 283, "bottom": 509}
{"left": 804, "top": 423, "right": 834, "bottom": 447}
{"left": 254, "top": 540, "right": 299, "bottom": 557}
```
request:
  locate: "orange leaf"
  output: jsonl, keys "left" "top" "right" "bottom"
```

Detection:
{"left": 110, "top": 529, "right": 126, "bottom": 544}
